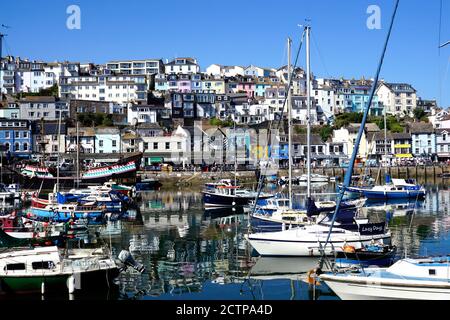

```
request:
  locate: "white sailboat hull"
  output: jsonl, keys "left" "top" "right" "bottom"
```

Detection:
{"left": 246, "top": 225, "right": 391, "bottom": 257}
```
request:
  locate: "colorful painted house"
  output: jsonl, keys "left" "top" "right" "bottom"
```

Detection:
{"left": 0, "top": 119, "right": 33, "bottom": 158}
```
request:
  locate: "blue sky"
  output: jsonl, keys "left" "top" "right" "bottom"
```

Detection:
{"left": 1, "top": 0, "right": 449, "bottom": 107}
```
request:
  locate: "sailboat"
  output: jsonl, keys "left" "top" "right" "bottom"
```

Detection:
{"left": 27, "top": 118, "right": 106, "bottom": 223}
{"left": 246, "top": 24, "right": 391, "bottom": 257}
{"left": 17, "top": 120, "right": 141, "bottom": 189}
{"left": 344, "top": 104, "right": 425, "bottom": 199}
{"left": 202, "top": 124, "right": 272, "bottom": 207}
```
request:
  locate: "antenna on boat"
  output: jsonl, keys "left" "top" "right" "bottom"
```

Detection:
{"left": 317, "top": 0, "right": 401, "bottom": 270}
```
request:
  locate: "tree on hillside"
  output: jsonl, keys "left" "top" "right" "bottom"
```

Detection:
{"left": 18, "top": 84, "right": 59, "bottom": 98}
{"left": 334, "top": 112, "right": 364, "bottom": 129}
{"left": 413, "top": 108, "right": 427, "bottom": 122}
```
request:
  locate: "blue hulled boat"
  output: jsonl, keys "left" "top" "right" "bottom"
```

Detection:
{"left": 346, "top": 177, "right": 425, "bottom": 200}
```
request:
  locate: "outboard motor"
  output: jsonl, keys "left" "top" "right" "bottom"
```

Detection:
{"left": 118, "top": 250, "right": 146, "bottom": 273}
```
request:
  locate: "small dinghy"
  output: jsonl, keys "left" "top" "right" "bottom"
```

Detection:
{"left": 334, "top": 242, "right": 397, "bottom": 267}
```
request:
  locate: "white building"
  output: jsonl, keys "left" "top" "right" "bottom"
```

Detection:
{"left": 106, "top": 59, "right": 164, "bottom": 75}
{"left": 59, "top": 73, "right": 148, "bottom": 104}
{"left": 66, "top": 127, "right": 96, "bottom": 153}
{"left": 127, "top": 104, "right": 160, "bottom": 125}
{"left": 376, "top": 82, "right": 417, "bottom": 117}
{"left": 164, "top": 58, "right": 200, "bottom": 74}
{"left": 205, "top": 64, "right": 245, "bottom": 77}
{"left": 140, "top": 126, "right": 190, "bottom": 165}
{"left": 244, "top": 65, "right": 276, "bottom": 77}
{"left": 19, "top": 96, "right": 69, "bottom": 121}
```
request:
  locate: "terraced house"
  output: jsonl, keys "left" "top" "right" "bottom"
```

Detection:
{"left": 0, "top": 119, "right": 32, "bottom": 158}
{"left": 376, "top": 82, "right": 417, "bottom": 117}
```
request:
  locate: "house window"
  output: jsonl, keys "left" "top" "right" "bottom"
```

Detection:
{"left": 112, "top": 140, "right": 117, "bottom": 147}
{"left": 52, "top": 145, "right": 58, "bottom": 152}
{"left": 153, "top": 142, "right": 158, "bottom": 150}
{"left": 144, "top": 142, "right": 149, "bottom": 150}
{"left": 99, "top": 140, "right": 104, "bottom": 147}
{"left": 5, "top": 132, "right": 9, "bottom": 139}
{"left": 23, "top": 132, "right": 28, "bottom": 138}
{"left": 177, "top": 142, "right": 182, "bottom": 150}
{"left": 23, "top": 143, "right": 28, "bottom": 151}
{"left": 14, "top": 142, "right": 20, "bottom": 151}
{"left": 15, "top": 132, "right": 19, "bottom": 139}
{"left": 165, "top": 142, "right": 170, "bottom": 150}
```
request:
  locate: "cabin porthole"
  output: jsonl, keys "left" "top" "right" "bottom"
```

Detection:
{"left": 429, "top": 269, "right": 436, "bottom": 275}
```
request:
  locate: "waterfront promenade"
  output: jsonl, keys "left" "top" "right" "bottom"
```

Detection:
{"left": 139, "top": 165, "right": 450, "bottom": 187}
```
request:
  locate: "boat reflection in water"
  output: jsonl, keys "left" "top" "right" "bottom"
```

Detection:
{"left": 241, "top": 257, "right": 336, "bottom": 300}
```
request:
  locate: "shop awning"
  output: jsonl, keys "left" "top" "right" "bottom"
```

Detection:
{"left": 395, "top": 154, "right": 413, "bottom": 158}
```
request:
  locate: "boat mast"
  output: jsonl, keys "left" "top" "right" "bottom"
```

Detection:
{"left": 287, "top": 37, "right": 293, "bottom": 209}
{"left": 76, "top": 120, "right": 80, "bottom": 189}
{"left": 306, "top": 24, "right": 311, "bottom": 200}
{"left": 384, "top": 103, "right": 388, "bottom": 177}
{"left": 56, "top": 106, "right": 62, "bottom": 193}
{"left": 234, "top": 121, "right": 237, "bottom": 187}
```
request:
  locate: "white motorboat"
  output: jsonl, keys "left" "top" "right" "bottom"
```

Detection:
{"left": 298, "top": 174, "right": 329, "bottom": 183}
{"left": 320, "top": 256, "right": 450, "bottom": 300}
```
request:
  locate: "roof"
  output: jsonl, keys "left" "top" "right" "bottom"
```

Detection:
{"left": 19, "top": 96, "right": 57, "bottom": 103}
{"left": 347, "top": 123, "right": 380, "bottom": 133}
{"left": 36, "top": 122, "right": 67, "bottom": 135}
{"left": 381, "top": 82, "right": 416, "bottom": 93}
{"left": 436, "top": 128, "right": 450, "bottom": 134}
{"left": 136, "top": 122, "right": 162, "bottom": 129}
{"left": 95, "top": 127, "right": 120, "bottom": 135}
{"left": 67, "top": 127, "right": 95, "bottom": 136}
{"left": 372, "top": 131, "right": 411, "bottom": 141}
{"left": 408, "top": 122, "right": 434, "bottom": 134}
{"left": 291, "top": 134, "right": 324, "bottom": 145}
{"left": 165, "top": 58, "right": 198, "bottom": 66}
{"left": 107, "top": 58, "right": 162, "bottom": 63}
{"left": 122, "top": 133, "right": 138, "bottom": 140}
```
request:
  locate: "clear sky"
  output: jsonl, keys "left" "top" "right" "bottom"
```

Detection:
{"left": 0, "top": 0, "right": 449, "bottom": 107}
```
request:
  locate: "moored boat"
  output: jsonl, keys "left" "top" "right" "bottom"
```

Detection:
{"left": 320, "top": 256, "right": 450, "bottom": 300}
{"left": 0, "top": 246, "right": 120, "bottom": 293}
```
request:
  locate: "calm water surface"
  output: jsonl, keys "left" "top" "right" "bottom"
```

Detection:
{"left": 5, "top": 180, "right": 450, "bottom": 300}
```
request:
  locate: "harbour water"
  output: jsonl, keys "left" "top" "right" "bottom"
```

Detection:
{"left": 3, "top": 179, "right": 450, "bottom": 300}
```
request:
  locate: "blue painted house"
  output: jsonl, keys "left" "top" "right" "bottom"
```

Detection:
{"left": 0, "top": 119, "right": 33, "bottom": 158}
{"left": 410, "top": 122, "right": 436, "bottom": 159}
{"left": 346, "top": 85, "right": 383, "bottom": 116}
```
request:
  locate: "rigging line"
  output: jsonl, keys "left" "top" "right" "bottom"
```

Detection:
{"left": 318, "top": 0, "right": 401, "bottom": 268}
{"left": 311, "top": 30, "right": 331, "bottom": 79}
{"left": 438, "top": 0, "right": 443, "bottom": 107}
{"left": 249, "top": 30, "right": 306, "bottom": 223}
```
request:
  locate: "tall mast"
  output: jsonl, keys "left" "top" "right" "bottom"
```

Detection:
{"left": 384, "top": 103, "right": 387, "bottom": 175}
{"left": 56, "top": 108, "right": 62, "bottom": 192}
{"left": 234, "top": 122, "right": 237, "bottom": 187}
{"left": 287, "top": 37, "right": 293, "bottom": 209}
{"left": 306, "top": 25, "right": 311, "bottom": 200}
{"left": 76, "top": 120, "right": 80, "bottom": 188}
